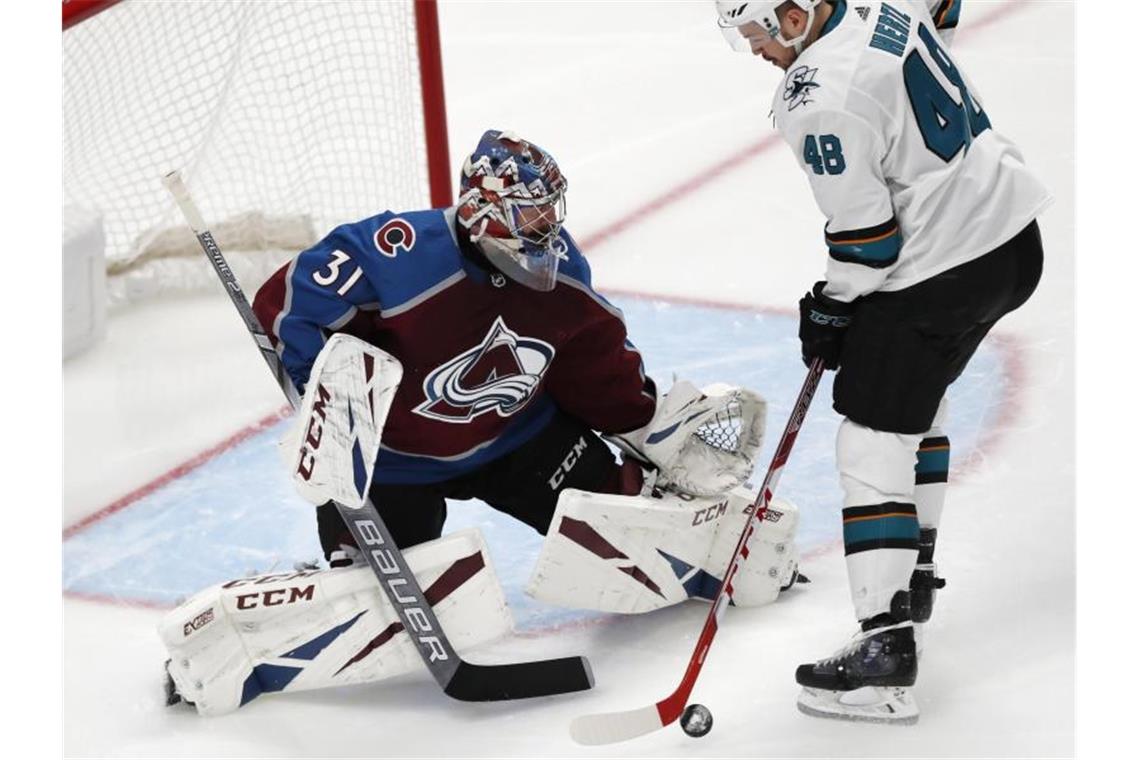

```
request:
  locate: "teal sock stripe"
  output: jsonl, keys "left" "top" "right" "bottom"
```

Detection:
{"left": 843, "top": 502, "right": 919, "bottom": 556}
{"left": 915, "top": 435, "right": 950, "bottom": 485}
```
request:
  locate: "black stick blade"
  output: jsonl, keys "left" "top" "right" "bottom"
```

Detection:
{"left": 444, "top": 656, "right": 594, "bottom": 701}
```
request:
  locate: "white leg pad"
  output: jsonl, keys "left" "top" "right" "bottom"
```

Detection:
{"left": 159, "top": 528, "right": 512, "bottom": 715}
{"left": 526, "top": 487, "right": 800, "bottom": 613}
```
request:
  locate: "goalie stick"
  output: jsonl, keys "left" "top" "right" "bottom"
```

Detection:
{"left": 162, "top": 171, "right": 593, "bottom": 702}
{"left": 569, "top": 358, "right": 824, "bottom": 744}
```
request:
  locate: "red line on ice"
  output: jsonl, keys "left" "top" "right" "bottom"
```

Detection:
{"left": 577, "top": 133, "right": 784, "bottom": 253}
{"left": 62, "top": 406, "right": 291, "bottom": 540}
{"left": 63, "top": 590, "right": 173, "bottom": 611}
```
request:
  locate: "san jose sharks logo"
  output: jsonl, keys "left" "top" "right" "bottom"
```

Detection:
{"left": 414, "top": 317, "right": 556, "bottom": 423}
{"left": 783, "top": 65, "right": 821, "bottom": 111}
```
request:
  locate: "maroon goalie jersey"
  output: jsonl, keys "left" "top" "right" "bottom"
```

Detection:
{"left": 252, "top": 207, "right": 656, "bottom": 485}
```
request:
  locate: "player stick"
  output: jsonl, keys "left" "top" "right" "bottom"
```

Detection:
{"left": 569, "top": 358, "right": 825, "bottom": 744}
{"left": 162, "top": 170, "right": 593, "bottom": 701}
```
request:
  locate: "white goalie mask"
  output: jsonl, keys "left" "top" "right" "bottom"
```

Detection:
{"left": 714, "top": 0, "right": 822, "bottom": 54}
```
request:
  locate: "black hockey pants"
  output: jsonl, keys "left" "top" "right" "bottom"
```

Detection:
{"left": 833, "top": 220, "right": 1044, "bottom": 434}
{"left": 316, "top": 410, "right": 633, "bottom": 556}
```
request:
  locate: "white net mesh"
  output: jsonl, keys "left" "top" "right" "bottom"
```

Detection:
{"left": 63, "top": 0, "right": 433, "bottom": 306}
{"left": 694, "top": 400, "right": 744, "bottom": 452}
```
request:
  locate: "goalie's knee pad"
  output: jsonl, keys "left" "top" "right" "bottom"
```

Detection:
{"left": 836, "top": 419, "right": 924, "bottom": 507}
{"left": 159, "top": 529, "right": 511, "bottom": 716}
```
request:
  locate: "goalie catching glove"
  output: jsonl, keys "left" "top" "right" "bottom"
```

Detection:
{"left": 612, "top": 380, "right": 766, "bottom": 497}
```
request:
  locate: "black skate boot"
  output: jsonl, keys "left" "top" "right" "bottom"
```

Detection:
{"left": 909, "top": 528, "right": 946, "bottom": 624}
{"left": 795, "top": 594, "right": 919, "bottom": 724}
{"left": 795, "top": 614, "right": 917, "bottom": 692}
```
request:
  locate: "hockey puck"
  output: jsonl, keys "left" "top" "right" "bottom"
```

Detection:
{"left": 680, "top": 703, "right": 713, "bottom": 737}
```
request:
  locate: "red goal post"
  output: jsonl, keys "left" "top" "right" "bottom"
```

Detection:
{"left": 62, "top": 0, "right": 122, "bottom": 30}
{"left": 63, "top": 0, "right": 452, "bottom": 306}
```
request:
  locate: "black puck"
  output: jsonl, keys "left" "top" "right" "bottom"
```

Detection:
{"left": 680, "top": 703, "right": 713, "bottom": 737}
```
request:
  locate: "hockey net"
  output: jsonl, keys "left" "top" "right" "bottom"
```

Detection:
{"left": 63, "top": 0, "right": 451, "bottom": 308}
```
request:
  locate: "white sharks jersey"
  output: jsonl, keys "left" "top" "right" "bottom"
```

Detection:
{"left": 771, "top": 0, "right": 1051, "bottom": 302}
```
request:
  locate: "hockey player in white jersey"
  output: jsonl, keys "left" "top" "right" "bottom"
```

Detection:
{"left": 715, "top": 0, "right": 1050, "bottom": 724}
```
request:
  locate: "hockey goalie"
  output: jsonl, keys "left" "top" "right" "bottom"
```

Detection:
{"left": 159, "top": 131, "right": 807, "bottom": 715}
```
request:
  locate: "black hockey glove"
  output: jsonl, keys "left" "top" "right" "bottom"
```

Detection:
{"left": 316, "top": 500, "right": 360, "bottom": 567}
{"left": 798, "top": 281, "right": 854, "bottom": 370}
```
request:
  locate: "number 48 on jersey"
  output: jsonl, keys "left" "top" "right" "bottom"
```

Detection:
{"left": 904, "top": 23, "right": 991, "bottom": 161}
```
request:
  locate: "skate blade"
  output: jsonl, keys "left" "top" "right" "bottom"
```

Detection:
{"left": 796, "top": 685, "right": 919, "bottom": 725}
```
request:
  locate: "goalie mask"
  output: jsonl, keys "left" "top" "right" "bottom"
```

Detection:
{"left": 457, "top": 130, "right": 568, "bottom": 292}
{"left": 715, "top": 0, "right": 822, "bottom": 54}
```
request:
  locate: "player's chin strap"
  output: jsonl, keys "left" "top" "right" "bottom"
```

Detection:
{"left": 783, "top": 4, "right": 816, "bottom": 55}
{"left": 610, "top": 380, "right": 767, "bottom": 498}
{"left": 795, "top": 9, "right": 814, "bottom": 53}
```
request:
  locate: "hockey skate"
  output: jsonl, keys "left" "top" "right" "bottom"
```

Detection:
{"left": 795, "top": 616, "right": 919, "bottom": 725}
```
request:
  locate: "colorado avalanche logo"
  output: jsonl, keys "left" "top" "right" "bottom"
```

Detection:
{"left": 414, "top": 317, "right": 555, "bottom": 423}
{"left": 374, "top": 218, "right": 415, "bottom": 258}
